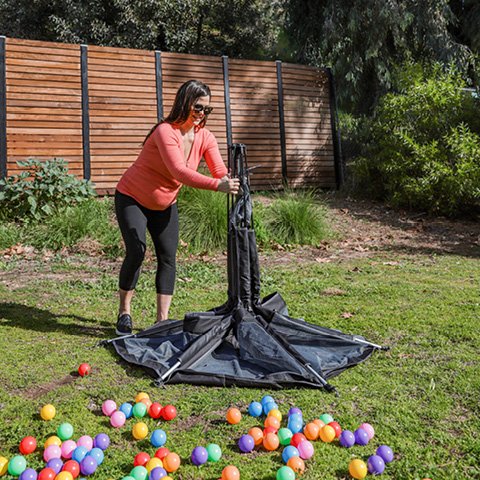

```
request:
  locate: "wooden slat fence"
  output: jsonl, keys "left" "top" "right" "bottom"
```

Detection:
{"left": 0, "top": 36, "right": 341, "bottom": 192}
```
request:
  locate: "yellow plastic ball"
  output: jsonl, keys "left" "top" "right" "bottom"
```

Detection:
{"left": 145, "top": 457, "right": 163, "bottom": 473}
{"left": 40, "top": 404, "right": 56, "bottom": 421}
{"left": 132, "top": 422, "right": 149, "bottom": 440}
{"left": 135, "top": 392, "right": 150, "bottom": 403}
{"left": 267, "top": 408, "right": 282, "bottom": 422}
{"left": 0, "top": 457, "right": 8, "bottom": 476}
{"left": 349, "top": 459, "right": 367, "bottom": 479}
{"left": 56, "top": 472, "right": 74, "bottom": 480}
{"left": 44, "top": 436, "right": 62, "bottom": 448}
{"left": 319, "top": 424, "right": 336, "bottom": 443}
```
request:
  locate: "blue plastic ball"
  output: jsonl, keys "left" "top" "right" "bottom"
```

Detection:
{"left": 261, "top": 395, "right": 275, "bottom": 406}
{"left": 87, "top": 448, "right": 104, "bottom": 466}
{"left": 248, "top": 401, "right": 263, "bottom": 417}
{"left": 72, "top": 446, "right": 89, "bottom": 464}
{"left": 119, "top": 402, "right": 133, "bottom": 419}
{"left": 150, "top": 429, "right": 167, "bottom": 448}
{"left": 263, "top": 401, "right": 278, "bottom": 415}
{"left": 287, "top": 419, "right": 303, "bottom": 434}
{"left": 281, "top": 445, "right": 300, "bottom": 463}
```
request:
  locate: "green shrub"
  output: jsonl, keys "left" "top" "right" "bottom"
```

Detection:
{"left": 350, "top": 63, "right": 480, "bottom": 216}
{"left": 0, "top": 222, "right": 22, "bottom": 250}
{"left": 0, "top": 158, "right": 96, "bottom": 221}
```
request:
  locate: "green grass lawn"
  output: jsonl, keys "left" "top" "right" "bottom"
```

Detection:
{"left": 0, "top": 251, "right": 479, "bottom": 480}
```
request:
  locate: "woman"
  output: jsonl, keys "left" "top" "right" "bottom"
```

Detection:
{"left": 114, "top": 79, "right": 240, "bottom": 335}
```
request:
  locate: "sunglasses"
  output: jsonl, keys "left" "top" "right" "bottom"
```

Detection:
{"left": 192, "top": 103, "right": 214, "bottom": 115}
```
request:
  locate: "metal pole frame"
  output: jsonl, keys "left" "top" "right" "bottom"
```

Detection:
{"left": 80, "top": 45, "right": 91, "bottom": 180}
{"left": 155, "top": 51, "right": 163, "bottom": 121}
{"left": 0, "top": 36, "right": 7, "bottom": 179}
{"left": 276, "top": 60, "right": 288, "bottom": 186}
{"left": 222, "top": 55, "right": 232, "bottom": 148}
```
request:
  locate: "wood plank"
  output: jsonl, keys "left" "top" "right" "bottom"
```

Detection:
{"left": 7, "top": 37, "right": 79, "bottom": 50}
{"left": 88, "top": 83, "right": 157, "bottom": 94}
{"left": 6, "top": 58, "right": 80, "bottom": 70}
{"left": 8, "top": 113, "right": 82, "bottom": 121}
{"left": 7, "top": 86, "right": 81, "bottom": 96}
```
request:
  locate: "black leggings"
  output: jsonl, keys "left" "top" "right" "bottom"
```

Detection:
{"left": 115, "top": 190, "right": 179, "bottom": 295}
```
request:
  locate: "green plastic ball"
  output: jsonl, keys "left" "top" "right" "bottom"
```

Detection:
{"left": 57, "top": 422, "right": 74, "bottom": 440}
{"left": 319, "top": 413, "right": 334, "bottom": 424}
{"left": 276, "top": 466, "right": 295, "bottom": 480}
{"left": 206, "top": 443, "right": 222, "bottom": 462}
{"left": 278, "top": 427, "right": 293, "bottom": 446}
{"left": 130, "top": 465, "right": 148, "bottom": 480}
{"left": 121, "top": 477, "right": 136, "bottom": 480}
{"left": 8, "top": 456, "right": 27, "bottom": 477}
{"left": 132, "top": 402, "right": 147, "bottom": 418}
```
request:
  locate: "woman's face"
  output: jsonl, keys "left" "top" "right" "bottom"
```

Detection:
{"left": 189, "top": 95, "right": 212, "bottom": 126}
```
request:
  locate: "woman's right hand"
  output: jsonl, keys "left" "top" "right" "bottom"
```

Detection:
{"left": 217, "top": 176, "right": 240, "bottom": 194}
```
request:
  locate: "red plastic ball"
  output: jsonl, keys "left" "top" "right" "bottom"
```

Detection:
{"left": 149, "top": 402, "right": 163, "bottom": 419}
{"left": 133, "top": 452, "right": 150, "bottom": 467}
{"left": 263, "top": 426, "right": 278, "bottom": 435}
{"left": 19, "top": 436, "right": 37, "bottom": 455}
{"left": 38, "top": 468, "right": 56, "bottom": 480}
{"left": 328, "top": 421, "right": 342, "bottom": 438}
{"left": 78, "top": 363, "right": 91, "bottom": 377}
{"left": 63, "top": 460, "right": 80, "bottom": 478}
{"left": 290, "top": 433, "right": 307, "bottom": 448}
{"left": 154, "top": 447, "right": 170, "bottom": 460}
{"left": 161, "top": 404, "right": 177, "bottom": 421}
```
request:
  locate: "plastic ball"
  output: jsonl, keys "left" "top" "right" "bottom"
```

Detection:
{"left": 57, "top": 423, "right": 74, "bottom": 441}
{"left": 0, "top": 457, "right": 7, "bottom": 476}
{"left": 162, "top": 453, "right": 180, "bottom": 473}
{"left": 62, "top": 460, "right": 80, "bottom": 478}
{"left": 248, "top": 401, "right": 263, "bottom": 417}
{"left": 221, "top": 465, "right": 240, "bottom": 480}
{"left": 77, "top": 363, "right": 91, "bottom": 377}
{"left": 119, "top": 402, "right": 133, "bottom": 419}
{"left": 149, "top": 467, "right": 167, "bottom": 480}
{"left": 93, "top": 433, "right": 109, "bottom": 451}
{"left": 134, "top": 453, "right": 150, "bottom": 467}
{"left": 359, "top": 422, "right": 375, "bottom": 440}
{"left": 319, "top": 425, "right": 336, "bottom": 443}
{"left": 277, "top": 428, "right": 293, "bottom": 446}
{"left": 303, "top": 422, "right": 320, "bottom": 441}
{"left": 191, "top": 446, "right": 208, "bottom": 466}
{"left": 263, "top": 401, "right": 278, "bottom": 415}
{"left": 376, "top": 445, "right": 394, "bottom": 463}
{"left": 263, "top": 426, "right": 278, "bottom": 436}
{"left": 61, "top": 440, "right": 77, "bottom": 459}
{"left": 319, "top": 413, "right": 334, "bottom": 424}
{"left": 238, "top": 435, "right": 255, "bottom": 453}
{"left": 297, "top": 440, "right": 314, "bottom": 460}
{"left": 101, "top": 400, "right": 117, "bottom": 417}
{"left": 161, "top": 405, "right": 177, "bottom": 421}
{"left": 44, "top": 436, "right": 61, "bottom": 449}
{"left": 328, "top": 421, "right": 342, "bottom": 438}
{"left": 367, "top": 455, "right": 386, "bottom": 475}
{"left": 86, "top": 448, "right": 103, "bottom": 466}
{"left": 268, "top": 409, "right": 282, "bottom": 422}
{"left": 276, "top": 466, "right": 295, "bottom": 480}
{"left": 76, "top": 436, "right": 93, "bottom": 451}
{"left": 37, "top": 469, "right": 56, "bottom": 480}
{"left": 135, "top": 392, "right": 150, "bottom": 403}
{"left": 132, "top": 402, "right": 148, "bottom": 419}
{"left": 339, "top": 430, "right": 355, "bottom": 448}
{"left": 312, "top": 418, "right": 325, "bottom": 429}
{"left": 110, "top": 410, "right": 126, "bottom": 428}
{"left": 71, "top": 446, "right": 88, "bottom": 464}
{"left": 290, "top": 433, "right": 307, "bottom": 448}
{"left": 148, "top": 402, "right": 162, "bottom": 419}
{"left": 287, "top": 456, "right": 305, "bottom": 474}
{"left": 121, "top": 478, "right": 135, "bottom": 480}
{"left": 46, "top": 458, "right": 63, "bottom": 475}
{"left": 288, "top": 407, "right": 302, "bottom": 416}
{"left": 56, "top": 473, "right": 73, "bottom": 480}
{"left": 349, "top": 459, "right": 367, "bottom": 479}
{"left": 140, "top": 398, "right": 152, "bottom": 409}
{"left": 282, "top": 445, "right": 300, "bottom": 463}
{"left": 150, "top": 429, "right": 167, "bottom": 448}
{"left": 19, "top": 436, "right": 37, "bottom": 455}
{"left": 261, "top": 395, "right": 275, "bottom": 406}
{"left": 287, "top": 419, "right": 303, "bottom": 434}
{"left": 44, "top": 445, "right": 61, "bottom": 462}
{"left": 288, "top": 413, "right": 303, "bottom": 423}
{"left": 8, "top": 456, "right": 27, "bottom": 476}
{"left": 264, "top": 416, "right": 280, "bottom": 430}
{"left": 130, "top": 466, "right": 148, "bottom": 480}
{"left": 248, "top": 427, "right": 264, "bottom": 446}
{"left": 40, "top": 404, "right": 56, "bottom": 421}
{"left": 145, "top": 458, "right": 163, "bottom": 473}
{"left": 354, "top": 428, "right": 369, "bottom": 446}
{"left": 226, "top": 407, "right": 242, "bottom": 425}
{"left": 263, "top": 432, "right": 279, "bottom": 451}
{"left": 80, "top": 456, "right": 97, "bottom": 476}
{"left": 206, "top": 443, "right": 222, "bottom": 462}
{"left": 19, "top": 468, "right": 37, "bottom": 480}
{"left": 132, "top": 422, "right": 149, "bottom": 440}
{"left": 154, "top": 448, "right": 170, "bottom": 461}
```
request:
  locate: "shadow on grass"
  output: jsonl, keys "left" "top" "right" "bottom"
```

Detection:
{"left": 0, "top": 301, "right": 113, "bottom": 338}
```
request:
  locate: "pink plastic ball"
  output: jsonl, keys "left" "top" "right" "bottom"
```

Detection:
{"left": 110, "top": 410, "right": 126, "bottom": 428}
{"left": 359, "top": 423, "right": 375, "bottom": 440}
{"left": 61, "top": 440, "right": 77, "bottom": 459}
{"left": 297, "top": 440, "right": 314, "bottom": 460}
{"left": 44, "top": 445, "right": 62, "bottom": 462}
{"left": 76, "top": 435, "right": 93, "bottom": 450}
{"left": 102, "top": 400, "right": 117, "bottom": 416}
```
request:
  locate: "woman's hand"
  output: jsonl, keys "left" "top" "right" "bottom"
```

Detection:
{"left": 217, "top": 175, "right": 240, "bottom": 194}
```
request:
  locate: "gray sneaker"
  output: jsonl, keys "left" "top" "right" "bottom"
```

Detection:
{"left": 116, "top": 313, "right": 133, "bottom": 335}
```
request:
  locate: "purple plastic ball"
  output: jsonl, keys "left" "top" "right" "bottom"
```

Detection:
{"left": 149, "top": 466, "right": 168, "bottom": 480}
{"left": 376, "top": 445, "right": 394, "bottom": 463}
{"left": 19, "top": 468, "right": 37, "bottom": 480}
{"left": 368, "top": 454, "right": 386, "bottom": 475}
{"left": 93, "top": 433, "right": 110, "bottom": 451}
{"left": 80, "top": 456, "right": 98, "bottom": 476}
{"left": 288, "top": 407, "right": 302, "bottom": 416}
{"left": 46, "top": 458, "right": 63, "bottom": 474}
{"left": 339, "top": 430, "right": 355, "bottom": 448}
{"left": 191, "top": 446, "right": 208, "bottom": 466}
{"left": 354, "top": 427, "right": 370, "bottom": 446}
{"left": 238, "top": 434, "right": 255, "bottom": 453}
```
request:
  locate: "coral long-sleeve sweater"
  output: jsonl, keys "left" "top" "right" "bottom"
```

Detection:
{"left": 116, "top": 122, "right": 228, "bottom": 210}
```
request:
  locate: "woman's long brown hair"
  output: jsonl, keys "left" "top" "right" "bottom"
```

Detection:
{"left": 142, "top": 79, "right": 211, "bottom": 145}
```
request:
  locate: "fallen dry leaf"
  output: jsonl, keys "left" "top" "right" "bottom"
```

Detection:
{"left": 341, "top": 312, "right": 354, "bottom": 318}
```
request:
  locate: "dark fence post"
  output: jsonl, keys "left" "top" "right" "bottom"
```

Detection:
{"left": 222, "top": 56, "right": 232, "bottom": 147}
{"left": 276, "top": 60, "right": 288, "bottom": 186}
{"left": 155, "top": 51, "right": 163, "bottom": 121}
{"left": 80, "top": 44, "right": 91, "bottom": 180}
{"left": 0, "top": 36, "right": 7, "bottom": 179}
{"left": 326, "top": 68, "right": 344, "bottom": 188}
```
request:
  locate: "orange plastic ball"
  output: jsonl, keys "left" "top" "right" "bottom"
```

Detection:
{"left": 226, "top": 407, "right": 242, "bottom": 425}
{"left": 248, "top": 427, "right": 264, "bottom": 446}
{"left": 140, "top": 398, "right": 152, "bottom": 409}
{"left": 263, "top": 432, "right": 279, "bottom": 451}
{"left": 264, "top": 416, "right": 280, "bottom": 430}
{"left": 287, "top": 456, "right": 305, "bottom": 474}
{"left": 163, "top": 452, "right": 180, "bottom": 473}
{"left": 313, "top": 419, "right": 325, "bottom": 429}
{"left": 132, "top": 422, "right": 149, "bottom": 440}
{"left": 349, "top": 459, "right": 367, "bottom": 479}
{"left": 135, "top": 392, "right": 150, "bottom": 403}
{"left": 303, "top": 422, "right": 320, "bottom": 441}
{"left": 221, "top": 465, "right": 240, "bottom": 480}
{"left": 319, "top": 424, "right": 336, "bottom": 443}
